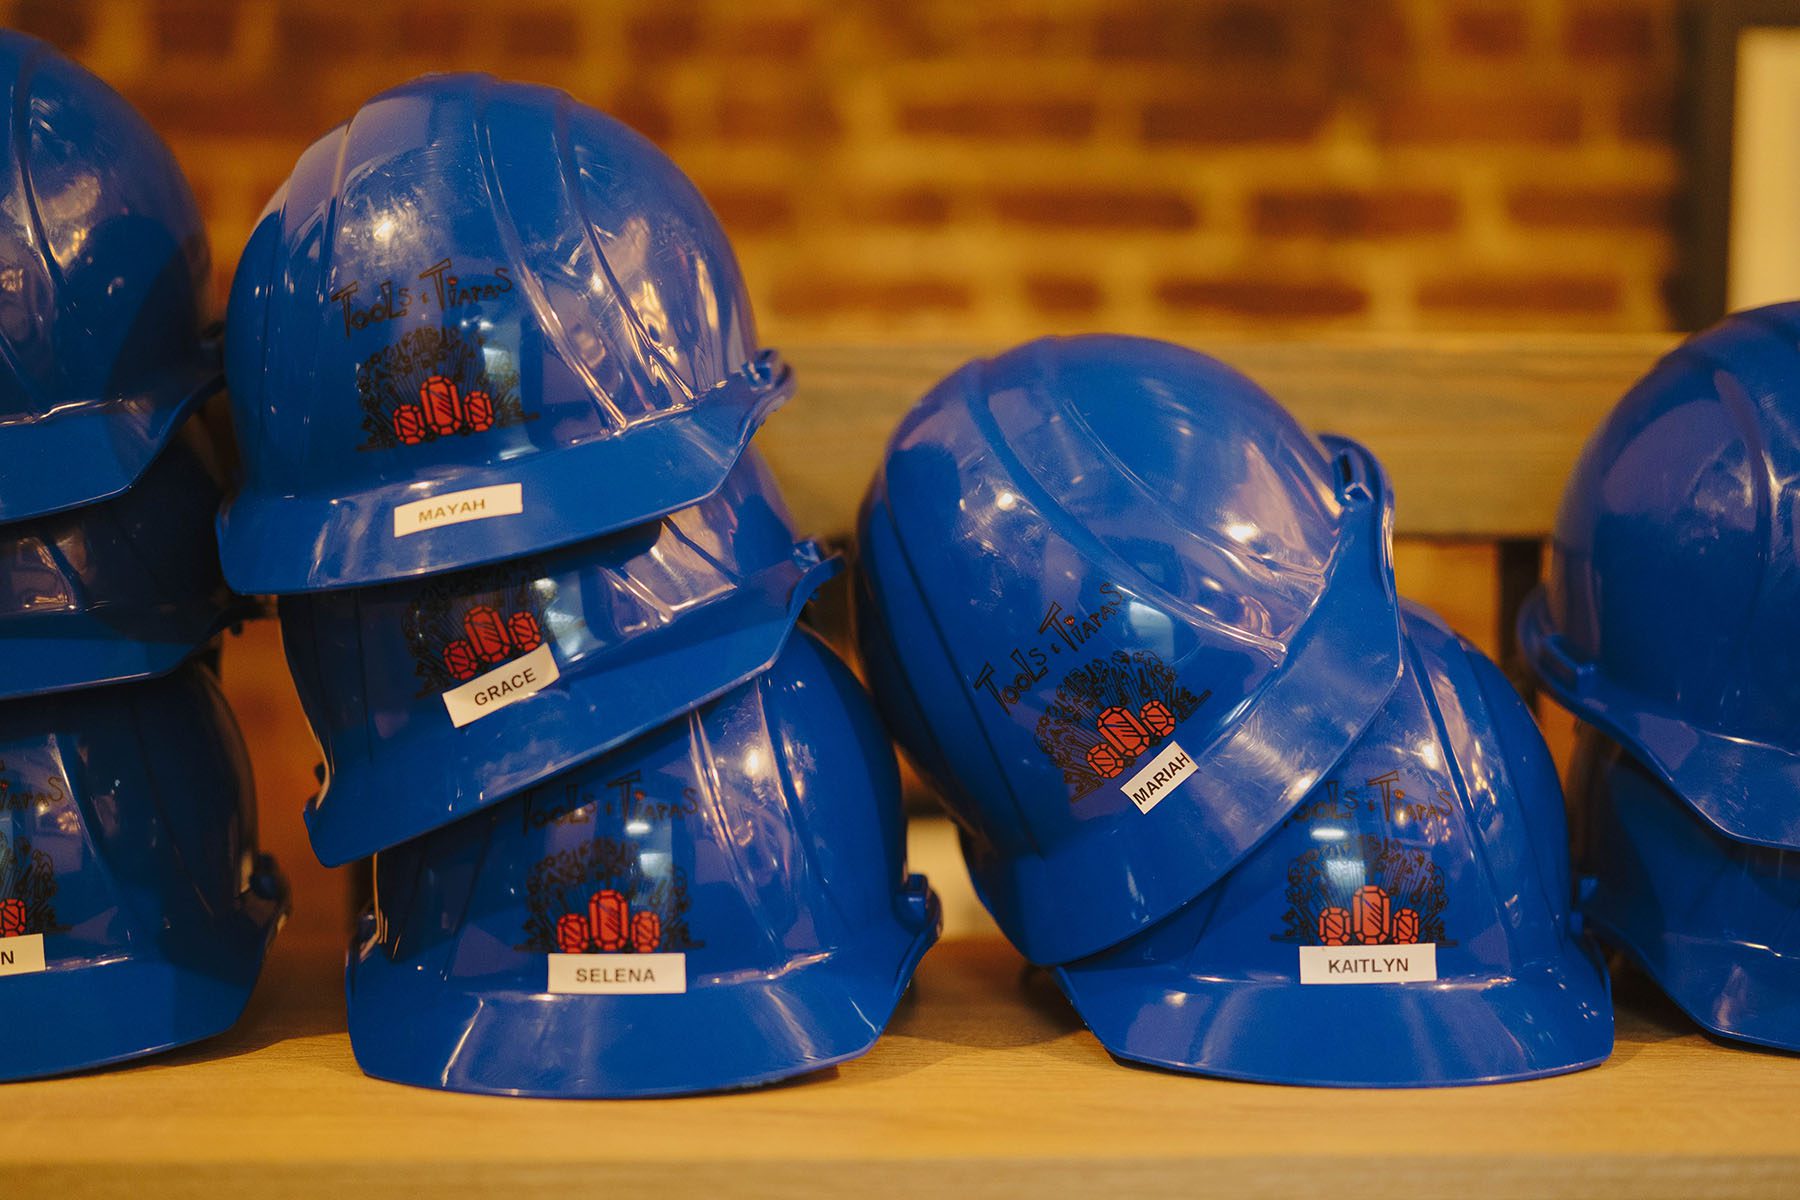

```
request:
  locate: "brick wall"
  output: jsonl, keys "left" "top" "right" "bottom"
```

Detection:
{"left": 12, "top": 0, "right": 1682, "bottom": 340}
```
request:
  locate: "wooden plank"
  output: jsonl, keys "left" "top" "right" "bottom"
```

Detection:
{"left": 2, "top": 934, "right": 1796, "bottom": 1198}
{"left": 761, "top": 334, "right": 1676, "bottom": 541}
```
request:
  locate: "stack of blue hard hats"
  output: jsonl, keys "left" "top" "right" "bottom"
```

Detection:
{"left": 856, "top": 334, "right": 1616, "bottom": 1086}
{"left": 0, "top": 32, "right": 287, "bottom": 1081}
{"left": 221, "top": 73, "right": 938, "bottom": 1098}
{"left": 1521, "top": 302, "right": 1800, "bottom": 1053}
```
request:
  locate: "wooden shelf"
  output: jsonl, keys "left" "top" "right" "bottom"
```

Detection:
{"left": 4, "top": 933, "right": 1798, "bottom": 1198}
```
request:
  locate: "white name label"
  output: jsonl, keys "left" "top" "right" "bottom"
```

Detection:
{"left": 0, "top": 934, "right": 46, "bottom": 978}
{"left": 393, "top": 483, "right": 523, "bottom": 538}
{"left": 441, "top": 642, "right": 559, "bottom": 728}
{"left": 548, "top": 953, "right": 687, "bottom": 995}
{"left": 1299, "top": 943, "right": 1438, "bottom": 985}
{"left": 1121, "top": 740, "right": 1195, "bottom": 814}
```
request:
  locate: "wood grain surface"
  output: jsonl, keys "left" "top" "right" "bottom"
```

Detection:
{"left": 2, "top": 933, "right": 1796, "bottom": 1199}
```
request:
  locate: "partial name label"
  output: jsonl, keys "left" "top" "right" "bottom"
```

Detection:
{"left": 1299, "top": 943, "right": 1437, "bottom": 985}
{"left": 442, "top": 642, "right": 558, "bottom": 728}
{"left": 1121, "top": 740, "right": 1195, "bottom": 814}
{"left": 0, "top": 934, "right": 46, "bottom": 978}
{"left": 394, "top": 483, "right": 523, "bottom": 538}
{"left": 548, "top": 953, "right": 687, "bottom": 995}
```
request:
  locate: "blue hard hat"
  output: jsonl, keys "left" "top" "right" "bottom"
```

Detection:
{"left": 1572, "top": 722, "right": 1800, "bottom": 1051}
{"left": 855, "top": 334, "right": 1402, "bottom": 964}
{"left": 0, "top": 663, "right": 287, "bottom": 1081}
{"left": 219, "top": 72, "right": 789, "bottom": 594}
{"left": 346, "top": 628, "right": 939, "bottom": 1098}
{"left": 0, "top": 417, "right": 247, "bottom": 701}
{"left": 1054, "top": 601, "right": 1613, "bottom": 1087}
{"left": 0, "top": 32, "right": 218, "bottom": 523}
{"left": 281, "top": 449, "right": 836, "bottom": 866}
{"left": 1520, "top": 302, "right": 1800, "bottom": 850}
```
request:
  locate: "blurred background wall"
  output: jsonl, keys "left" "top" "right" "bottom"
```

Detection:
{"left": 4, "top": 0, "right": 1687, "bottom": 941}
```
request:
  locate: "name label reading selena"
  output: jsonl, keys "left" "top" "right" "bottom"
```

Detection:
{"left": 442, "top": 642, "right": 559, "bottom": 728}
{"left": 1120, "top": 740, "right": 1195, "bottom": 814}
{"left": 0, "top": 934, "right": 46, "bottom": 978}
{"left": 1299, "top": 943, "right": 1438, "bottom": 985}
{"left": 548, "top": 953, "right": 688, "bottom": 995}
{"left": 394, "top": 483, "right": 524, "bottom": 538}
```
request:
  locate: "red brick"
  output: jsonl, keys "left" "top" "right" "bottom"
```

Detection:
{"left": 627, "top": 10, "right": 700, "bottom": 60}
{"left": 702, "top": 185, "right": 795, "bottom": 235}
{"left": 1156, "top": 276, "right": 1368, "bottom": 319}
{"left": 842, "top": 188, "right": 953, "bottom": 227}
{"left": 768, "top": 275, "right": 973, "bottom": 319}
{"left": 1328, "top": 0, "right": 1413, "bottom": 88}
{"left": 717, "top": 17, "right": 816, "bottom": 63}
{"left": 13, "top": 0, "right": 93, "bottom": 51}
{"left": 505, "top": 9, "right": 580, "bottom": 58}
{"left": 1142, "top": 95, "right": 1332, "bottom": 144}
{"left": 994, "top": 187, "right": 1198, "bottom": 231}
{"left": 897, "top": 99, "right": 1096, "bottom": 141}
{"left": 1096, "top": 1, "right": 1294, "bottom": 64}
{"left": 608, "top": 85, "right": 674, "bottom": 144}
{"left": 1445, "top": 6, "right": 1529, "bottom": 56}
{"left": 124, "top": 80, "right": 330, "bottom": 138}
{"left": 1507, "top": 185, "right": 1673, "bottom": 231}
{"left": 274, "top": 5, "right": 370, "bottom": 58}
{"left": 1566, "top": 4, "right": 1660, "bottom": 60}
{"left": 1618, "top": 87, "right": 1675, "bottom": 142}
{"left": 1024, "top": 274, "right": 1103, "bottom": 315}
{"left": 1417, "top": 274, "right": 1621, "bottom": 315}
{"left": 716, "top": 95, "right": 840, "bottom": 140}
{"left": 155, "top": 0, "right": 239, "bottom": 58}
{"left": 1377, "top": 92, "right": 1582, "bottom": 143}
{"left": 1253, "top": 188, "right": 1459, "bottom": 238}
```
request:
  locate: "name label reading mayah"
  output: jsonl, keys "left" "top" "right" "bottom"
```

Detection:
{"left": 1299, "top": 943, "right": 1438, "bottom": 985}
{"left": 1121, "top": 740, "right": 1195, "bottom": 814}
{"left": 0, "top": 934, "right": 46, "bottom": 978}
{"left": 548, "top": 953, "right": 688, "bottom": 995}
{"left": 394, "top": 483, "right": 523, "bottom": 538}
{"left": 441, "top": 642, "right": 559, "bottom": 728}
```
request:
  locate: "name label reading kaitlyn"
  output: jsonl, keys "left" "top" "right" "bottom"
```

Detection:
{"left": 548, "top": 953, "right": 687, "bottom": 995}
{"left": 0, "top": 934, "right": 46, "bottom": 978}
{"left": 1121, "top": 740, "right": 1195, "bottom": 814}
{"left": 1299, "top": 943, "right": 1438, "bottom": 985}
{"left": 442, "top": 642, "right": 559, "bottom": 728}
{"left": 393, "top": 483, "right": 523, "bottom": 538}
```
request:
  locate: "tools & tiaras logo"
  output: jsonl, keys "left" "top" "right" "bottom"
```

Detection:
{"left": 1273, "top": 832, "right": 1453, "bottom": 949}
{"left": 356, "top": 325, "right": 530, "bottom": 451}
{"left": 402, "top": 562, "right": 556, "bottom": 693}
{"left": 1034, "top": 649, "right": 1209, "bottom": 802}
{"left": 518, "top": 835, "right": 701, "bottom": 956}
{"left": 0, "top": 827, "right": 61, "bottom": 940}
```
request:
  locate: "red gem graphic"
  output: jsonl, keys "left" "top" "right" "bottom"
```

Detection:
{"left": 1318, "top": 907, "right": 1352, "bottom": 946}
{"left": 556, "top": 912, "right": 590, "bottom": 954}
{"left": 631, "top": 911, "right": 662, "bottom": 953}
{"left": 463, "top": 605, "right": 513, "bottom": 664}
{"left": 1097, "top": 705, "right": 1151, "bottom": 757}
{"left": 506, "top": 611, "right": 543, "bottom": 653}
{"left": 1391, "top": 908, "right": 1420, "bottom": 945}
{"left": 590, "top": 890, "right": 630, "bottom": 952}
{"left": 442, "top": 639, "right": 481, "bottom": 682}
{"left": 0, "top": 897, "right": 24, "bottom": 938}
{"left": 1138, "top": 699, "right": 1175, "bottom": 739}
{"left": 1353, "top": 885, "right": 1392, "bottom": 945}
{"left": 1086, "top": 741, "right": 1125, "bottom": 779}
{"left": 464, "top": 390, "right": 495, "bottom": 433}
{"left": 420, "top": 375, "right": 464, "bottom": 437}
{"left": 392, "top": 404, "right": 428, "bottom": 446}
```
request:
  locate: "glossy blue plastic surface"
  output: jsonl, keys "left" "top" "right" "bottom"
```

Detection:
{"left": 219, "top": 72, "right": 788, "bottom": 594}
{"left": 347, "top": 629, "right": 939, "bottom": 1098}
{"left": 855, "top": 334, "right": 1403, "bottom": 965}
{"left": 0, "top": 663, "right": 287, "bottom": 1082}
{"left": 1520, "top": 302, "right": 1800, "bottom": 850}
{"left": 1054, "top": 602, "right": 1613, "bottom": 1087}
{"left": 281, "top": 449, "right": 836, "bottom": 866}
{"left": 0, "top": 32, "right": 218, "bottom": 523}
{"left": 1572, "top": 724, "right": 1800, "bottom": 1051}
{"left": 0, "top": 418, "right": 246, "bottom": 701}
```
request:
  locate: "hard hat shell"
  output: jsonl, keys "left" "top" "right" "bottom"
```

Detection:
{"left": 219, "top": 72, "right": 789, "bottom": 594}
{"left": 0, "top": 663, "right": 287, "bottom": 1081}
{"left": 280, "top": 449, "right": 836, "bottom": 866}
{"left": 0, "top": 32, "right": 218, "bottom": 524}
{"left": 346, "top": 629, "right": 939, "bottom": 1098}
{"left": 1054, "top": 601, "right": 1613, "bottom": 1087}
{"left": 855, "top": 334, "right": 1402, "bottom": 965}
{"left": 0, "top": 417, "right": 247, "bottom": 701}
{"left": 1520, "top": 302, "right": 1800, "bottom": 850}
{"left": 1572, "top": 723, "right": 1800, "bottom": 1051}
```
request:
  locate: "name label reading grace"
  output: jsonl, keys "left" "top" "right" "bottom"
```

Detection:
{"left": 0, "top": 935, "right": 46, "bottom": 978}
{"left": 442, "top": 642, "right": 559, "bottom": 728}
{"left": 393, "top": 483, "right": 523, "bottom": 538}
{"left": 548, "top": 953, "right": 688, "bottom": 995}
{"left": 1121, "top": 740, "right": 1195, "bottom": 815}
{"left": 1299, "top": 943, "right": 1438, "bottom": 985}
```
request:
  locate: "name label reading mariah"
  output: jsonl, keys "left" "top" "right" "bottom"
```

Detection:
{"left": 0, "top": 934, "right": 46, "bottom": 978}
{"left": 1121, "top": 740, "right": 1195, "bottom": 814}
{"left": 548, "top": 953, "right": 688, "bottom": 995}
{"left": 442, "top": 642, "right": 559, "bottom": 728}
{"left": 1299, "top": 943, "right": 1438, "bottom": 984}
{"left": 394, "top": 483, "right": 523, "bottom": 538}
